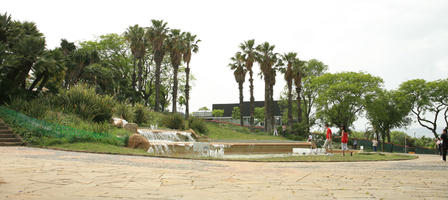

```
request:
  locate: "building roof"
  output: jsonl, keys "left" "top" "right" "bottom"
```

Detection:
{"left": 212, "top": 101, "right": 282, "bottom": 117}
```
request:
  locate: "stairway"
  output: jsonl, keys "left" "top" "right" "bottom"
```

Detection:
{"left": 0, "top": 119, "right": 23, "bottom": 146}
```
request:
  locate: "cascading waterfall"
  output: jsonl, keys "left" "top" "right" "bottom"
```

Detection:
{"left": 138, "top": 129, "right": 225, "bottom": 157}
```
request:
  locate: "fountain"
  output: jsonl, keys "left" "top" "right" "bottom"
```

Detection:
{"left": 137, "top": 128, "right": 315, "bottom": 158}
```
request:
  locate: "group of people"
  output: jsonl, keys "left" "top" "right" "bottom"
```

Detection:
{"left": 322, "top": 124, "right": 350, "bottom": 156}
{"left": 436, "top": 128, "right": 448, "bottom": 162}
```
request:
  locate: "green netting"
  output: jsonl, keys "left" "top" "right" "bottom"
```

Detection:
{"left": 0, "top": 106, "right": 124, "bottom": 144}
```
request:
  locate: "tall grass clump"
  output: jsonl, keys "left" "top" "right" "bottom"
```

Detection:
{"left": 115, "top": 101, "right": 134, "bottom": 122}
{"left": 134, "top": 103, "right": 152, "bottom": 125}
{"left": 7, "top": 96, "right": 50, "bottom": 119}
{"left": 161, "top": 114, "right": 185, "bottom": 130}
{"left": 57, "top": 84, "right": 116, "bottom": 122}
{"left": 188, "top": 117, "right": 207, "bottom": 134}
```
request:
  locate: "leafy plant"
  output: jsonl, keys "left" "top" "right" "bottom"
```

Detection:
{"left": 161, "top": 114, "right": 185, "bottom": 130}
{"left": 188, "top": 117, "right": 207, "bottom": 134}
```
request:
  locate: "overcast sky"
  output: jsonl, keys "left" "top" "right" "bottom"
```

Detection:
{"left": 3, "top": 0, "right": 448, "bottom": 136}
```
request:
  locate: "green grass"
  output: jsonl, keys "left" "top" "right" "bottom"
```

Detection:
{"left": 205, "top": 122, "right": 290, "bottom": 141}
{"left": 48, "top": 142, "right": 148, "bottom": 155}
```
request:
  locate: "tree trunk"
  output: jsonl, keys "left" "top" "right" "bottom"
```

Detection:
{"left": 249, "top": 69, "right": 255, "bottom": 131}
{"left": 154, "top": 56, "right": 162, "bottom": 112}
{"left": 270, "top": 83, "right": 275, "bottom": 131}
{"left": 264, "top": 80, "right": 272, "bottom": 133}
{"left": 132, "top": 57, "right": 136, "bottom": 89}
{"left": 137, "top": 57, "right": 143, "bottom": 92}
{"left": 238, "top": 82, "right": 244, "bottom": 126}
{"left": 37, "top": 73, "right": 49, "bottom": 92}
{"left": 29, "top": 74, "right": 44, "bottom": 92}
{"left": 172, "top": 65, "right": 179, "bottom": 113}
{"left": 287, "top": 78, "right": 293, "bottom": 129}
{"left": 185, "top": 63, "right": 191, "bottom": 119}
{"left": 296, "top": 74, "right": 303, "bottom": 123}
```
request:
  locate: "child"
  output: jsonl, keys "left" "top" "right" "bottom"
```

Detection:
{"left": 340, "top": 125, "right": 348, "bottom": 156}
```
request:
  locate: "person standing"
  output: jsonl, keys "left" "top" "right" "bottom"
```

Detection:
{"left": 282, "top": 125, "right": 286, "bottom": 136}
{"left": 372, "top": 139, "right": 378, "bottom": 152}
{"left": 441, "top": 128, "right": 447, "bottom": 162}
{"left": 341, "top": 126, "right": 349, "bottom": 156}
{"left": 273, "top": 127, "right": 278, "bottom": 136}
{"left": 323, "top": 124, "right": 332, "bottom": 151}
{"left": 436, "top": 137, "right": 442, "bottom": 156}
{"left": 353, "top": 139, "right": 358, "bottom": 150}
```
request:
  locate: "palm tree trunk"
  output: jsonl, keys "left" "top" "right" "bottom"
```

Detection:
{"left": 172, "top": 65, "right": 179, "bottom": 113}
{"left": 238, "top": 82, "right": 244, "bottom": 126}
{"left": 29, "top": 74, "right": 44, "bottom": 92}
{"left": 264, "top": 81, "right": 273, "bottom": 133}
{"left": 37, "top": 73, "right": 49, "bottom": 92}
{"left": 249, "top": 69, "right": 255, "bottom": 131}
{"left": 297, "top": 75, "right": 303, "bottom": 124}
{"left": 137, "top": 57, "right": 143, "bottom": 92}
{"left": 185, "top": 63, "right": 191, "bottom": 119}
{"left": 154, "top": 56, "right": 162, "bottom": 112}
{"left": 270, "top": 83, "right": 275, "bottom": 131}
{"left": 287, "top": 78, "right": 293, "bottom": 129}
{"left": 132, "top": 57, "right": 136, "bottom": 89}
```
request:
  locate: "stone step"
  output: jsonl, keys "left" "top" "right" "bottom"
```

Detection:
{"left": 0, "top": 134, "right": 16, "bottom": 138}
{"left": 0, "top": 137, "right": 20, "bottom": 142}
{"left": 0, "top": 142, "right": 23, "bottom": 146}
{"left": 0, "top": 126, "right": 8, "bottom": 130}
{"left": 0, "top": 129, "right": 12, "bottom": 134}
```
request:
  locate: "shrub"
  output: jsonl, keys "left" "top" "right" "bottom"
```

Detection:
{"left": 115, "top": 101, "right": 134, "bottom": 122}
{"left": 134, "top": 103, "right": 151, "bottom": 125}
{"left": 161, "top": 114, "right": 185, "bottom": 130}
{"left": 188, "top": 117, "right": 208, "bottom": 134}
{"left": 6, "top": 96, "right": 49, "bottom": 119}
{"left": 57, "top": 84, "right": 116, "bottom": 122}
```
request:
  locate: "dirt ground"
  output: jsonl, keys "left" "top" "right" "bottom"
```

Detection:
{"left": 0, "top": 147, "right": 447, "bottom": 200}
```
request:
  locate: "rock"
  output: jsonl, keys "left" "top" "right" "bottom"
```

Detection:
{"left": 186, "top": 129, "right": 200, "bottom": 139}
{"left": 124, "top": 123, "right": 138, "bottom": 133}
{"left": 112, "top": 118, "right": 123, "bottom": 128}
{"left": 127, "top": 134, "right": 150, "bottom": 151}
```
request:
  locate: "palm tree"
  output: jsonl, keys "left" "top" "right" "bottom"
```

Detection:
{"left": 239, "top": 39, "right": 256, "bottom": 130}
{"left": 146, "top": 19, "right": 169, "bottom": 112}
{"left": 167, "top": 29, "right": 185, "bottom": 113}
{"left": 255, "top": 42, "right": 279, "bottom": 133}
{"left": 281, "top": 52, "right": 298, "bottom": 130}
{"left": 293, "top": 59, "right": 306, "bottom": 124}
{"left": 229, "top": 52, "right": 247, "bottom": 126}
{"left": 182, "top": 32, "right": 200, "bottom": 119}
{"left": 124, "top": 25, "right": 146, "bottom": 93}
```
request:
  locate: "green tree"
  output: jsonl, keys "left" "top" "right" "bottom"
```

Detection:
{"left": 399, "top": 79, "right": 448, "bottom": 138}
{"left": 314, "top": 72, "right": 383, "bottom": 129}
{"left": 280, "top": 52, "right": 298, "bottom": 129}
{"left": 255, "top": 42, "right": 279, "bottom": 133}
{"left": 212, "top": 109, "right": 224, "bottom": 117}
{"left": 124, "top": 25, "right": 146, "bottom": 92}
{"left": 232, "top": 106, "right": 241, "bottom": 120}
{"left": 182, "top": 32, "right": 200, "bottom": 119}
{"left": 365, "top": 90, "right": 412, "bottom": 150}
{"left": 254, "top": 107, "right": 265, "bottom": 124}
{"left": 240, "top": 39, "right": 256, "bottom": 131}
{"left": 229, "top": 52, "right": 247, "bottom": 126}
{"left": 146, "top": 19, "right": 169, "bottom": 112}
{"left": 167, "top": 29, "right": 185, "bottom": 113}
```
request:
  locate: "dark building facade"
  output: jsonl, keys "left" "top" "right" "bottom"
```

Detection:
{"left": 212, "top": 101, "right": 282, "bottom": 118}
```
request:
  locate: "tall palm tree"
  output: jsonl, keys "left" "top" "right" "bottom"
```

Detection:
{"left": 146, "top": 19, "right": 169, "bottom": 112}
{"left": 239, "top": 39, "right": 256, "bottom": 130}
{"left": 124, "top": 25, "right": 146, "bottom": 92}
{"left": 229, "top": 52, "right": 247, "bottom": 126}
{"left": 255, "top": 42, "right": 279, "bottom": 133}
{"left": 293, "top": 59, "right": 306, "bottom": 124}
{"left": 167, "top": 29, "right": 185, "bottom": 113}
{"left": 182, "top": 32, "right": 200, "bottom": 119}
{"left": 281, "top": 52, "right": 298, "bottom": 130}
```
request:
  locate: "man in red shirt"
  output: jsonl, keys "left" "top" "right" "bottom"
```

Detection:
{"left": 323, "top": 124, "right": 332, "bottom": 151}
{"left": 341, "top": 125, "right": 349, "bottom": 156}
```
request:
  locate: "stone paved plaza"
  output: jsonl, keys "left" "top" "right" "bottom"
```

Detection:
{"left": 0, "top": 147, "right": 447, "bottom": 200}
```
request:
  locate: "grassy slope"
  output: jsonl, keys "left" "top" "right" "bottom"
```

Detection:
{"left": 205, "top": 122, "right": 290, "bottom": 141}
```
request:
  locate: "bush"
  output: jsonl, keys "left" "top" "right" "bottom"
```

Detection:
{"left": 134, "top": 103, "right": 151, "bottom": 125}
{"left": 7, "top": 96, "right": 49, "bottom": 119}
{"left": 115, "top": 101, "right": 134, "bottom": 122}
{"left": 57, "top": 84, "right": 116, "bottom": 122}
{"left": 161, "top": 114, "right": 185, "bottom": 130}
{"left": 188, "top": 117, "right": 208, "bottom": 134}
